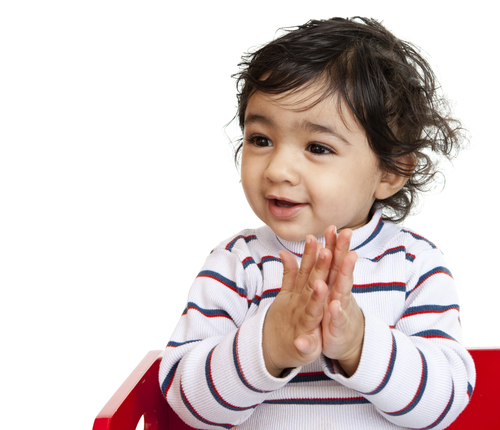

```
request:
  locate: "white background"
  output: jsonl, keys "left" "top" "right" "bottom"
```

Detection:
{"left": 1, "top": 1, "right": 498, "bottom": 429}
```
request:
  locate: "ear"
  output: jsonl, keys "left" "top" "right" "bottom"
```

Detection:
{"left": 374, "top": 156, "right": 414, "bottom": 200}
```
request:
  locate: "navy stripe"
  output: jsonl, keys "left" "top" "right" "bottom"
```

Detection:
{"left": 290, "top": 372, "right": 331, "bottom": 383}
{"left": 242, "top": 257, "right": 256, "bottom": 269}
{"left": 264, "top": 397, "right": 370, "bottom": 405}
{"left": 353, "top": 217, "right": 384, "bottom": 251}
{"left": 258, "top": 256, "right": 282, "bottom": 267}
{"left": 226, "top": 234, "right": 257, "bottom": 252}
{"left": 402, "top": 230, "right": 436, "bottom": 249}
{"left": 249, "top": 289, "right": 280, "bottom": 307}
{"left": 198, "top": 270, "right": 247, "bottom": 298}
{"left": 416, "top": 267, "right": 453, "bottom": 286}
{"left": 366, "top": 246, "right": 416, "bottom": 264}
{"left": 183, "top": 302, "right": 232, "bottom": 320}
{"left": 276, "top": 236, "right": 303, "bottom": 257}
{"left": 242, "top": 255, "right": 281, "bottom": 270}
{"left": 422, "top": 382, "right": 454, "bottom": 429}
{"left": 180, "top": 381, "right": 233, "bottom": 429}
{"left": 467, "top": 382, "right": 474, "bottom": 398}
{"left": 232, "top": 329, "right": 270, "bottom": 394}
{"left": 402, "top": 304, "right": 460, "bottom": 319}
{"left": 161, "top": 360, "right": 179, "bottom": 396}
{"left": 325, "top": 358, "right": 336, "bottom": 375}
{"left": 412, "top": 329, "right": 457, "bottom": 342}
{"left": 405, "top": 267, "right": 453, "bottom": 299}
{"left": 353, "top": 283, "right": 406, "bottom": 294}
{"left": 363, "top": 333, "right": 397, "bottom": 395}
{"left": 386, "top": 349, "right": 428, "bottom": 416}
{"left": 205, "top": 347, "right": 257, "bottom": 411}
{"left": 167, "top": 339, "right": 201, "bottom": 348}
{"left": 368, "top": 246, "right": 406, "bottom": 262}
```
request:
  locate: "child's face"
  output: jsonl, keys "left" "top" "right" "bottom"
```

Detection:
{"left": 241, "top": 85, "right": 391, "bottom": 242}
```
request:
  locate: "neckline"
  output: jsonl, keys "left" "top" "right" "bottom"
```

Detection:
{"left": 274, "top": 206, "right": 383, "bottom": 257}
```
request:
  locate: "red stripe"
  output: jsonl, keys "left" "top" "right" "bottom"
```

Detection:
{"left": 234, "top": 329, "right": 260, "bottom": 392}
{"left": 165, "top": 372, "right": 175, "bottom": 396}
{"left": 401, "top": 307, "right": 459, "bottom": 319}
{"left": 241, "top": 256, "right": 254, "bottom": 265}
{"left": 197, "top": 274, "right": 246, "bottom": 298}
{"left": 225, "top": 234, "right": 256, "bottom": 250}
{"left": 372, "top": 246, "right": 405, "bottom": 261}
{"left": 183, "top": 306, "right": 232, "bottom": 319}
{"left": 415, "top": 270, "right": 452, "bottom": 289}
{"left": 353, "top": 282, "right": 406, "bottom": 288}
{"left": 207, "top": 349, "right": 258, "bottom": 410}
{"left": 180, "top": 381, "right": 233, "bottom": 429}
{"left": 387, "top": 351, "right": 425, "bottom": 415}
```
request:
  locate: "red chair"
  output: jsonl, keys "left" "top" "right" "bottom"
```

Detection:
{"left": 93, "top": 348, "right": 500, "bottom": 430}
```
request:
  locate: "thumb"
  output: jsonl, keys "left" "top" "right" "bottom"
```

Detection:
{"left": 294, "top": 333, "right": 320, "bottom": 355}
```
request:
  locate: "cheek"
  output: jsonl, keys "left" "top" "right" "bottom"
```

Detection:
{"left": 240, "top": 156, "right": 258, "bottom": 199}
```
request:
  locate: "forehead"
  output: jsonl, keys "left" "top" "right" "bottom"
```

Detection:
{"left": 244, "top": 85, "right": 364, "bottom": 139}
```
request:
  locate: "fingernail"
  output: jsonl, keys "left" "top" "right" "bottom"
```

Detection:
{"left": 319, "top": 250, "right": 325, "bottom": 259}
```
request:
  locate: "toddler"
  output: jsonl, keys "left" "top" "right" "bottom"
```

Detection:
{"left": 159, "top": 17, "right": 475, "bottom": 429}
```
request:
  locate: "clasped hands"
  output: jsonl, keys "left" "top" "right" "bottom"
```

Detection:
{"left": 263, "top": 226, "right": 365, "bottom": 378}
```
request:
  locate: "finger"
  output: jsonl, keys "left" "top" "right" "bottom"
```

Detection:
{"left": 295, "top": 279, "right": 327, "bottom": 355}
{"left": 294, "top": 235, "right": 319, "bottom": 293}
{"left": 294, "top": 333, "right": 320, "bottom": 355}
{"left": 328, "top": 229, "right": 353, "bottom": 288}
{"left": 300, "top": 279, "right": 328, "bottom": 328}
{"left": 327, "top": 299, "right": 348, "bottom": 335}
{"left": 323, "top": 225, "right": 337, "bottom": 257}
{"left": 279, "top": 250, "right": 299, "bottom": 293}
{"left": 300, "top": 247, "right": 332, "bottom": 303}
{"left": 331, "top": 251, "right": 358, "bottom": 304}
{"left": 315, "top": 240, "right": 324, "bottom": 259}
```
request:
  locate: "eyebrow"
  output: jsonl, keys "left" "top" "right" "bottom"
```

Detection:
{"left": 244, "top": 113, "right": 276, "bottom": 128}
{"left": 300, "top": 121, "right": 351, "bottom": 145}
{"left": 245, "top": 113, "right": 351, "bottom": 146}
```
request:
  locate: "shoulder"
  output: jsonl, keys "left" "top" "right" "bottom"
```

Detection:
{"left": 210, "top": 225, "right": 281, "bottom": 257}
{"left": 355, "top": 217, "right": 443, "bottom": 264}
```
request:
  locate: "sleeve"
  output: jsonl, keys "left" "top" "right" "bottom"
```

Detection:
{"left": 321, "top": 248, "right": 476, "bottom": 430}
{"left": 158, "top": 248, "right": 300, "bottom": 429}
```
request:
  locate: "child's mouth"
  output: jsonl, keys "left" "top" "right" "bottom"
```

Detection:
{"left": 274, "top": 199, "right": 299, "bottom": 208}
{"left": 267, "top": 198, "right": 305, "bottom": 219}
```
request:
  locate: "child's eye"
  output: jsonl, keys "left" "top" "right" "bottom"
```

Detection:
{"left": 307, "top": 143, "right": 334, "bottom": 155}
{"left": 248, "top": 135, "right": 273, "bottom": 147}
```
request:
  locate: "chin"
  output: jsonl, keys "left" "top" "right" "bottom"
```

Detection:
{"left": 270, "top": 225, "right": 310, "bottom": 243}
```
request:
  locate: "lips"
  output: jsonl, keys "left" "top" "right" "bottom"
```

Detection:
{"left": 267, "top": 197, "right": 306, "bottom": 219}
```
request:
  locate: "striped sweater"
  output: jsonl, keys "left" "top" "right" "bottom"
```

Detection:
{"left": 159, "top": 207, "right": 475, "bottom": 429}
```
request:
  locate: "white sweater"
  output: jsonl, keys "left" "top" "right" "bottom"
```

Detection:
{"left": 159, "top": 208, "right": 475, "bottom": 429}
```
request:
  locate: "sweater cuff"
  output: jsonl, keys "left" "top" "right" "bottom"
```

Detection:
{"left": 222, "top": 302, "right": 301, "bottom": 393}
{"left": 322, "top": 310, "right": 395, "bottom": 392}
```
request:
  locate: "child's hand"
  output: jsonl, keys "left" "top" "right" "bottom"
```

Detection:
{"left": 322, "top": 228, "right": 364, "bottom": 376}
{"left": 262, "top": 235, "right": 332, "bottom": 377}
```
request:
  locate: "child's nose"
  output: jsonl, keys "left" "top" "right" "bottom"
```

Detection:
{"left": 264, "top": 148, "right": 300, "bottom": 185}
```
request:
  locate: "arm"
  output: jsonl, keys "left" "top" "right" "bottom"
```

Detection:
{"left": 159, "top": 248, "right": 283, "bottom": 429}
{"left": 322, "top": 246, "right": 475, "bottom": 430}
{"left": 159, "top": 235, "right": 335, "bottom": 429}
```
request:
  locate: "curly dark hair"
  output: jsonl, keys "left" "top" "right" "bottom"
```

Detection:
{"left": 232, "top": 17, "right": 466, "bottom": 223}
